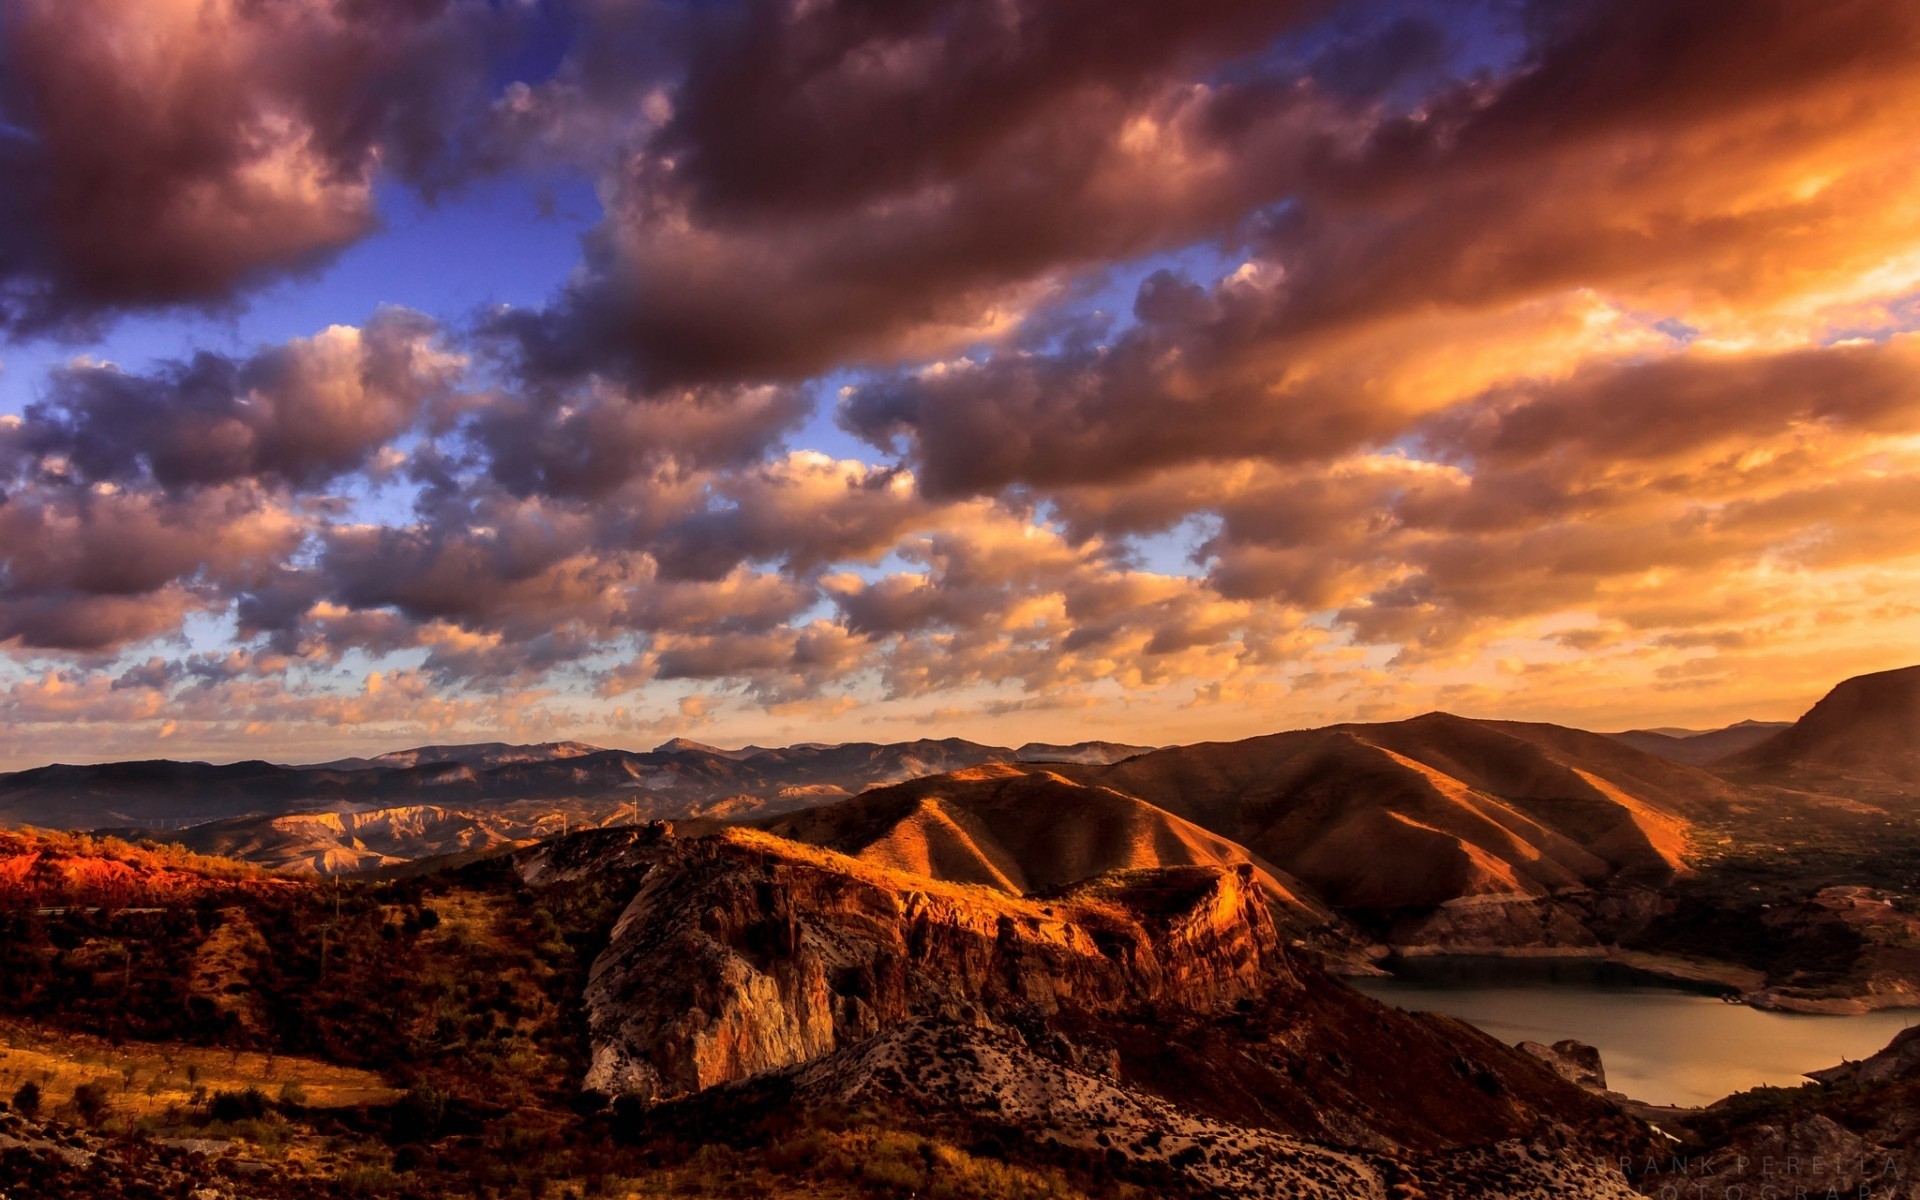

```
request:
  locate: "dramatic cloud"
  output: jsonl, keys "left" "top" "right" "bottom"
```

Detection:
{"left": 841, "top": 0, "right": 1920, "bottom": 494}
{"left": 5, "top": 0, "right": 1920, "bottom": 765}
{"left": 486, "top": 0, "right": 1352, "bottom": 385}
{"left": 0, "top": 0, "right": 504, "bottom": 332}
{"left": 7, "top": 309, "right": 460, "bottom": 490}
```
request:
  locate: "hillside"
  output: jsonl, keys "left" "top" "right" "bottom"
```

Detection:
{"left": 528, "top": 825, "right": 1654, "bottom": 1192}
{"left": 1056, "top": 714, "right": 1715, "bottom": 914}
{"left": 764, "top": 763, "right": 1331, "bottom": 927}
{"left": 1639, "top": 1024, "right": 1920, "bottom": 1196}
{"left": 733, "top": 713, "right": 1785, "bottom": 960}
{"left": 116, "top": 804, "right": 561, "bottom": 875}
{"left": 0, "top": 828, "right": 284, "bottom": 907}
{"left": 1725, "top": 664, "right": 1920, "bottom": 787}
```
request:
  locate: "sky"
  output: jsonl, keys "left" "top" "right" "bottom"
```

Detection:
{"left": 1, "top": 0, "right": 1918, "bottom": 768}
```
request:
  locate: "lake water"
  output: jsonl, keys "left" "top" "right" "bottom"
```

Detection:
{"left": 1348, "top": 957, "right": 1920, "bottom": 1108}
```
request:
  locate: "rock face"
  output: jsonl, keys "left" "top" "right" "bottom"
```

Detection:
{"left": 1519, "top": 1039, "right": 1608, "bottom": 1091}
{"left": 510, "top": 825, "right": 1663, "bottom": 1195}
{"left": 568, "top": 826, "right": 1290, "bottom": 1099}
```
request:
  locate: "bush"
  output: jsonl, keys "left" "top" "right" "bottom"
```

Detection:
{"left": 71, "top": 1081, "right": 112, "bottom": 1126}
{"left": 11, "top": 1079, "right": 41, "bottom": 1119}
{"left": 207, "top": 1086, "right": 271, "bottom": 1123}
{"left": 278, "top": 1080, "right": 309, "bottom": 1107}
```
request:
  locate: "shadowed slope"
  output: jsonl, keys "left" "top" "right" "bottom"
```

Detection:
{"left": 1726, "top": 665, "right": 1920, "bottom": 786}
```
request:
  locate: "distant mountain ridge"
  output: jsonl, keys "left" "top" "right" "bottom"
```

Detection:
{"left": 9, "top": 664, "right": 1918, "bottom": 894}
{"left": 0, "top": 736, "right": 1152, "bottom": 840}
{"left": 305, "top": 741, "right": 605, "bottom": 771}
{"left": 1605, "top": 720, "right": 1791, "bottom": 765}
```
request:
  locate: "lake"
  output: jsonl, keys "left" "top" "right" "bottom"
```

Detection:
{"left": 1348, "top": 957, "right": 1920, "bottom": 1108}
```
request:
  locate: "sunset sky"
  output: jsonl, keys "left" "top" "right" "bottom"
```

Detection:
{"left": 1, "top": 0, "right": 1918, "bottom": 768}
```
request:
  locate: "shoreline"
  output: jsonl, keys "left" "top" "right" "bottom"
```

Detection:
{"left": 1341, "top": 944, "right": 1920, "bottom": 1015}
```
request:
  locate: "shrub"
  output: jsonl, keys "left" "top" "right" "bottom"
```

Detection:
{"left": 11, "top": 1079, "right": 41, "bottom": 1119}
{"left": 71, "top": 1081, "right": 112, "bottom": 1126}
{"left": 207, "top": 1086, "right": 271, "bottom": 1123}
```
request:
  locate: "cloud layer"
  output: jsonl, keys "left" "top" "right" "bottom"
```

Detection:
{"left": 3, "top": 0, "right": 1920, "bottom": 764}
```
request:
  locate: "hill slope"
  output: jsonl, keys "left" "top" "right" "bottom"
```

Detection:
{"left": 525, "top": 825, "right": 1652, "bottom": 1195}
{"left": 0, "top": 828, "right": 285, "bottom": 906}
{"left": 764, "top": 763, "right": 1328, "bottom": 924}
{"left": 1065, "top": 713, "right": 1714, "bottom": 913}
{"left": 1725, "top": 664, "right": 1920, "bottom": 786}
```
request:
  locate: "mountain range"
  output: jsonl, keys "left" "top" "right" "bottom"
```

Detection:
{"left": 1604, "top": 720, "right": 1792, "bottom": 765}
{"left": 0, "top": 736, "right": 1151, "bottom": 842}
{"left": 4, "top": 665, "right": 1920, "bottom": 1198}
{"left": 6, "top": 665, "right": 1919, "bottom": 989}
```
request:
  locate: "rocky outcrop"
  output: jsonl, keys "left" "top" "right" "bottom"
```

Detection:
{"left": 574, "top": 827, "right": 1291, "bottom": 1100}
{"left": 762, "top": 1018, "right": 1388, "bottom": 1200}
{"left": 1519, "top": 1039, "right": 1608, "bottom": 1091}
{"left": 1807, "top": 1025, "right": 1920, "bottom": 1086}
{"left": 636, "top": 1017, "right": 1648, "bottom": 1199}
{"left": 1649, "top": 1023, "right": 1920, "bottom": 1198}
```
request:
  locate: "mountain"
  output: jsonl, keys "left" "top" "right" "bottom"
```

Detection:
{"left": 763, "top": 763, "right": 1331, "bottom": 928}
{"left": 0, "top": 736, "right": 1151, "bottom": 837}
{"left": 1064, "top": 713, "right": 1716, "bottom": 908}
{"left": 649, "top": 737, "right": 757, "bottom": 760}
{"left": 110, "top": 804, "right": 564, "bottom": 876}
{"left": 1013, "top": 739, "right": 1154, "bottom": 764}
{"left": 761, "top": 712, "right": 1757, "bottom": 957}
{"left": 1606, "top": 720, "right": 1791, "bottom": 765}
{"left": 307, "top": 741, "right": 605, "bottom": 771}
{"left": 0, "top": 819, "right": 1659, "bottom": 1198}
{"left": 1725, "top": 664, "right": 1920, "bottom": 786}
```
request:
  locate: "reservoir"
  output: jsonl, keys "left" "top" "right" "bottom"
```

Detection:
{"left": 1348, "top": 957, "right": 1919, "bottom": 1108}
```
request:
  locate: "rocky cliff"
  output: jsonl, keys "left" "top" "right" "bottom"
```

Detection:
{"left": 564, "top": 826, "right": 1289, "bottom": 1099}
